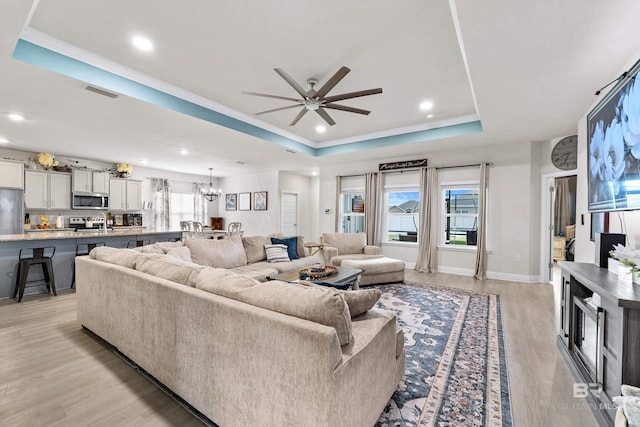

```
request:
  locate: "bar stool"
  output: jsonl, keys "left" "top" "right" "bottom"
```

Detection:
{"left": 71, "top": 242, "right": 105, "bottom": 288}
{"left": 13, "top": 247, "right": 57, "bottom": 302}
{"left": 127, "top": 239, "right": 150, "bottom": 248}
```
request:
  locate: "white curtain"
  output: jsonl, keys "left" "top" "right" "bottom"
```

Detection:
{"left": 364, "top": 172, "right": 382, "bottom": 246}
{"left": 474, "top": 163, "right": 488, "bottom": 280}
{"left": 193, "top": 183, "right": 207, "bottom": 224}
{"left": 152, "top": 178, "right": 170, "bottom": 231}
{"left": 415, "top": 167, "right": 438, "bottom": 273}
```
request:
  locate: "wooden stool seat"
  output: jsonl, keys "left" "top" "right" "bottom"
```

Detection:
{"left": 14, "top": 247, "right": 57, "bottom": 302}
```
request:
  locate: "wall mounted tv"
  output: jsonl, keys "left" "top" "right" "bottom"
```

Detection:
{"left": 588, "top": 58, "right": 640, "bottom": 213}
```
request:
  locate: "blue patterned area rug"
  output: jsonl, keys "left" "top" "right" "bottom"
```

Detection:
{"left": 374, "top": 282, "right": 512, "bottom": 427}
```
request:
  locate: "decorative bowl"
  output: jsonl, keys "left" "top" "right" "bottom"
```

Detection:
{"left": 299, "top": 265, "right": 337, "bottom": 280}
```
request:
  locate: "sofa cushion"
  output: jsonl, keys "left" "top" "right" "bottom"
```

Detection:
{"left": 165, "top": 246, "right": 192, "bottom": 263}
{"left": 185, "top": 236, "right": 248, "bottom": 268}
{"left": 265, "top": 244, "right": 290, "bottom": 263}
{"left": 339, "top": 288, "right": 382, "bottom": 317}
{"left": 329, "top": 254, "right": 384, "bottom": 267}
{"left": 154, "top": 240, "right": 185, "bottom": 253}
{"left": 271, "top": 237, "right": 299, "bottom": 260}
{"left": 242, "top": 235, "right": 271, "bottom": 263}
{"left": 89, "top": 246, "right": 140, "bottom": 268}
{"left": 197, "top": 276, "right": 353, "bottom": 346}
{"left": 230, "top": 264, "right": 278, "bottom": 282}
{"left": 133, "top": 244, "right": 165, "bottom": 254}
{"left": 135, "top": 253, "right": 208, "bottom": 287}
{"left": 322, "top": 232, "right": 367, "bottom": 255}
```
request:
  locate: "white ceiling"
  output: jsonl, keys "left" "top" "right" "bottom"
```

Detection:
{"left": 1, "top": 0, "right": 640, "bottom": 177}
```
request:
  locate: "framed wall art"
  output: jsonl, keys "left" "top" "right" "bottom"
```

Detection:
{"left": 239, "top": 192, "right": 251, "bottom": 211}
{"left": 254, "top": 191, "right": 268, "bottom": 211}
{"left": 225, "top": 193, "right": 237, "bottom": 211}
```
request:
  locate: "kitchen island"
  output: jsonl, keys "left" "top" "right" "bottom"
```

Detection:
{"left": 0, "top": 229, "right": 183, "bottom": 299}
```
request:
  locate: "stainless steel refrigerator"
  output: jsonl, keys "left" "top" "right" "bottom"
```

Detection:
{"left": 0, "top": 188, "right": 24, "bottom": 234}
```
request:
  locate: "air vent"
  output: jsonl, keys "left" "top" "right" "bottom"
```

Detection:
{"left": 84, "top": 85, "right": 119, "bottom": 99}
{"left": 285, "top": 149, "right": 297, "bottom": 154}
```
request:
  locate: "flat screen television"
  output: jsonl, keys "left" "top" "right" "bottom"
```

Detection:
{"left": 588, "top": 58, "right": 640, "bottom": 213}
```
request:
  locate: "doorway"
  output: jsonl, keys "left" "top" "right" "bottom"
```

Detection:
{"left": 281, "top": 192, "right": 299, "bottom": 235}
{"left": 541, "top": 174, "right": 577, "bottom": 283}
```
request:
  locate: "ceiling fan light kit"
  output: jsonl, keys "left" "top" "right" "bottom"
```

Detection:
{"left": 243, "top": 66, "right": 382, "bottom": 126}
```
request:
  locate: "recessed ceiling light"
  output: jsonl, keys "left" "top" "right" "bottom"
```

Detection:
{"left": 419, "top": 101, "right": 433, "bottom": 111}
{"left": 140, "top": 159, "right": 148, "bottom": 164}
{"left": 8, "top": 113, "right": 25, "bottom": 121}
{"left": 132, "top": 35, "right": 153, "bottom": 52}
{"left": 180, "top": 149, "right": 189, "bottom": 155}
{"left": 316, "top": 125, "right": 326, "bottom": 133}
{"left": 0, "top": 137, "right": 8, "bottom": 144}
{"left": 427, "top": 114, "right": 434, "bottom": 119}
{"left": 311, "top": 171, "right": 318, "bottom": 176}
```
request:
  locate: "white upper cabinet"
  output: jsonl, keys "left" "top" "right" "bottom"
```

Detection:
{"left": 25, "top": 171, "right": 71, "bottom": 210}
{"left": 109, "top": 178, "right": 142, "bottom": 211}
{"left": 0, "top": 159, "right": 24, "bottom": 189}
{"left": 73, "top": 169, "right": 110, "bottom": 194}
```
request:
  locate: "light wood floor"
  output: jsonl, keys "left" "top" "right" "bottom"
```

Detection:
{"left": 0, "top": 271, "right": 599, "bottom": 427}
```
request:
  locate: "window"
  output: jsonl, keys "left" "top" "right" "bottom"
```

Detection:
{"left": 386, "top": 189, "right": 419, "bottom": 243}
{"left": 442, "top": 186, "right": 479, "bottom": 246}
{"left": 170, "top": 192, "right": 195, "bottom": 230}
{"left": 340, "top": 192, "right": 365, "bottom": 233}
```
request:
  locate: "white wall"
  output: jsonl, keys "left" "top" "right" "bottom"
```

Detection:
{"left": 318, "top": 142, "right": 540, "bottom": 282}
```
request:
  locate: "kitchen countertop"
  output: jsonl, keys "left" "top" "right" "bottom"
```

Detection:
{"left": 0, "top": 228, "right": 182, "bottom": 242}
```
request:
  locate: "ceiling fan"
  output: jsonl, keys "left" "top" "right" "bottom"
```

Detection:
{"left": 242, "top": 66, "right": 382, "bottom": 126}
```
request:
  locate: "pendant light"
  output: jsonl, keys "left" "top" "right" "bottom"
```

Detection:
{"left": 202, "top": 168, "right": 222, "bottom": 201}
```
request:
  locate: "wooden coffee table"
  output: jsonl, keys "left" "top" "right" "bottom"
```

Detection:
{"left": 269, "top": 266, "right": 363, "bottom": 290}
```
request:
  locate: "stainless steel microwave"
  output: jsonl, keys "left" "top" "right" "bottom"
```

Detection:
{"left": 72, "top": 193, "right": 109, "bottom": 210}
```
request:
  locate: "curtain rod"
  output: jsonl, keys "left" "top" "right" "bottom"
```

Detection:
{"left": 338, "top": 162, "right": 492, "bottom": 178}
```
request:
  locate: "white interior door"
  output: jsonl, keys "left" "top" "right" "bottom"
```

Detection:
{"left": 281, "top": 192, "right": 298, "bottom": 236}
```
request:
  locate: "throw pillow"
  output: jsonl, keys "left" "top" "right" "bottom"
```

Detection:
{"left": 185, "top": 236, "right": 248, "bottom": 268}
{"left": 265, "top": 244, "right": 290, "bottom": 263}
{"left": 242, "top": 235, "right": 271, "bottom": 263}
{"left": 613, "top": 395, "right": 640, "bottom": 426}
{"left": 271, "top": 237, "right": 299, "bottom": 260}
{"left": 135, "top": 253, "right": 208, "bottom": 287}
{"left": 90, "top": 246, "right": 140, "bottom": 269}
{"left": 340, "top": 288, "right": 382, "bottom": 317}
{"left": 201, "top": 276, "right": 353, "bottom": 346}
{"left": 165, "top": 246, "right": 192, "bottom": 263}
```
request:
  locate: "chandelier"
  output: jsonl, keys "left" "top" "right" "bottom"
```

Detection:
{"left": 201, "top": 168, "right": 222, "bottom": 201}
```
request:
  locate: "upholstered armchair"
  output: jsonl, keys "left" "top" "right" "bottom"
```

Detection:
{"left": 321, "top": 232, "right": 383, "bottom": 266}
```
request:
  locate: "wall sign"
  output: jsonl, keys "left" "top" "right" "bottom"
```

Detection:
{"left": 379, "top": 158, "right": 428, "bottom": 171}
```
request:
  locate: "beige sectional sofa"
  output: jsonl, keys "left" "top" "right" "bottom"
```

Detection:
{"left": 75, "top": 240, "right": 405, "bottom": 427}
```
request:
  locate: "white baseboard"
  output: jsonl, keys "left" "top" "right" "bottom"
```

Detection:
{"left": 436, "top": 266, "right": 542, "bottom": 283}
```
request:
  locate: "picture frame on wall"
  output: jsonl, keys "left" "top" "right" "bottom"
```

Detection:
{"left": 239, "top": 192, "right": 251, "bottom": 211}
{"left": 254, "top": 191, "right": 268, "bottom": 211}
{"left": 225, "top": 193, "right": 237, "bottom": 211}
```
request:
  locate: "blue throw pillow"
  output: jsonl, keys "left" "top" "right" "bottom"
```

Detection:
{"left": 271, "top": 237, "right": 298, "bottom": 260}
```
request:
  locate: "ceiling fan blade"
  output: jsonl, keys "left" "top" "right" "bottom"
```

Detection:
{"left": 323, "top": 88, "right": 383, "bottom": 103}
{"left": 314, "top": 66, "right": 350, "bottom": 99}
{"left": 274, "top": 68, "right": 309, "bottom": 98}
{"left": 255, "top": 104, "right": 303, "bottom": 115}
{"left": 316, "top": 108, "right": 336, "bottom": 126}
{"left": 289, "top": 108, "right": 308, "bottom": 126}
{"left": 242, "top": 91, "right": 301, "bottom": 102}
{"left": 323, "top": 103, "right": 371, "bottom": 115}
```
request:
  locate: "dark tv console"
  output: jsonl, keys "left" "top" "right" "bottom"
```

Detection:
{"left": 558, "top": 262, "right": 640, "bottom": 426}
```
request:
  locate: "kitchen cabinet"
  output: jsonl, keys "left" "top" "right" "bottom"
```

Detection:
{"left": 25, "top": 170, "right": 71, "bottom": 210}
{"left": 109, "top": 178, "right": 142, "bottom": 211}
{"left": 72, "top": 169, "right": 109, "bottom": 194}
{"left": 0, "top": 159, "right": 24, "bottom": 189}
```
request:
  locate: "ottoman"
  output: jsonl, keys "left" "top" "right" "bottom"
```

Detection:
{"left": 341, "top": 257, "right": 405, "bottom": 286}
